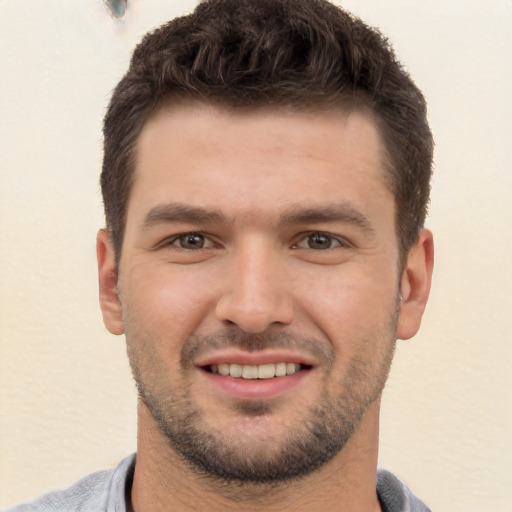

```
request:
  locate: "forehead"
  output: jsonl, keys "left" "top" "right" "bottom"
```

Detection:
{"left": 128, "top": 102, "right": 391, "bottom": 225}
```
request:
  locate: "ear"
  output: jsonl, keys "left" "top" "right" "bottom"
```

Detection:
{"left": 396, "top": 229, "right": 434, "bottom": 340}
{"left": 97, "top": 229, "right": 124, "bottom": 335}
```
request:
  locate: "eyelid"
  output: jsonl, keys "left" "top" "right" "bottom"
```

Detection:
{"left": 292, "top": 231, "right": 353, "bottom": 250}
{"left": 155, "top": 230, "right": 352, "bottom": 251}
{"left": 159, "top": 231, "right": 219, "bottom": 250}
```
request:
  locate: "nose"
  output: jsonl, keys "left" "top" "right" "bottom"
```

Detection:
{"left": 215, "top": 241, "right": 294, "bottom": 333}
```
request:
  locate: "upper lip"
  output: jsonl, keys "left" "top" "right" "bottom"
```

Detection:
{"left": 195, "top": 349, "right": 316, "bottom": 368}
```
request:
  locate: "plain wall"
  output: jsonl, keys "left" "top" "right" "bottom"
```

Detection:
{"left": 1, "top": 1, "right": 511, "bottom": 510}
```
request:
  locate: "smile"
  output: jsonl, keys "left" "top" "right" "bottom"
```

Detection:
{"left": 208, "top": 362, "right": 304, "bottom": 379}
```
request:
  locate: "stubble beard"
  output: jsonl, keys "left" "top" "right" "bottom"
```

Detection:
{"left": 125, "top": 308, "right": 398, "bottom": 486}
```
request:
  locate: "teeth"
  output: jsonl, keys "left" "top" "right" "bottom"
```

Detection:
{"left": 258, "top": 363, "right": 275, "bottom": 379}
{"left": 275, "top": 362, "right": 287, "bottom": 377}
{"left": 218, "top": 363, "right": 230, "bottom": 376}
{"left": 229, "top": 363, "right": 242, "bottom": 378}
{"left": 209, "top": 362, "right": 303, "bottom": 379}
{"left": 242, "top": 365, "right": 259, "bottom": 379}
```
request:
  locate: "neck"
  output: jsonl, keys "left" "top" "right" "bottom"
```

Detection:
{"left": 131, "top": 399, "right": 382, "bottom": 512}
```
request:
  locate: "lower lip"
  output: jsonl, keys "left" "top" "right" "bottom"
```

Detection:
{"left": 200, "top": 368, "right": 310, "bottom": 399}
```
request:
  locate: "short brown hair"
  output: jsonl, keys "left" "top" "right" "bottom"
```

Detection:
{"left": 101, "top": 0, "right": 433, "bottom": 263}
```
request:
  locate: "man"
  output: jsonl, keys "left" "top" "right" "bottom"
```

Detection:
{"left": 8, "top": 0, "right": 434, "bottom": 510}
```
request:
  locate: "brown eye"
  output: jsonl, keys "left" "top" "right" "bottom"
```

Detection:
{"left": 292, "top": 231, "right": 347, "bottom": 251}
{"left": 307, "top": 232, "right": 335, "bottom": 250}
{"left": 177, "top": 233, "right": 205, "bottom": 249}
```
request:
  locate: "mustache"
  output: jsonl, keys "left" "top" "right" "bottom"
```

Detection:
{"left": 180, "top": 327, "right": 333, "bottom": 368}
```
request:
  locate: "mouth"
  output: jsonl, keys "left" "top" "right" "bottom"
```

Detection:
{"left": 205, "top": 362, "right": 310, "bottom": 379}
{"left": 198, "top": 356, "right": 313, "bottom": 400}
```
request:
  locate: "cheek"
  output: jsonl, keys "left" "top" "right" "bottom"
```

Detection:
{"left": 294, "top": 264, "right": 398, "bottom": 341}
{"left": 120, "top": 261, "right": 217, "bottom": 339}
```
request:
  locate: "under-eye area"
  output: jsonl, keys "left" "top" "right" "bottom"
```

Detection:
{"left": 204, "top": 363, "right": 313, "bottom": 379}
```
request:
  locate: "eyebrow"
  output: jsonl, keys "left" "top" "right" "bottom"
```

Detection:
{"left": 141, "top": 201, "right": 375, "bottom": 234}
{"left": 142, "top": 203, "right": 226, "bottom": 229}
{"left": 279, "top": 204, "right": 376, "bottom": 234}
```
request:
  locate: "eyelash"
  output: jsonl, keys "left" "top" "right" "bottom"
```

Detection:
{"left": 163, "top": 232, "right": 216, "bottom": 250}
{"left": 161, "top": 231, "right": 351, "bottom": 251}
{"left": 292, "top": 231, "right": 352, "bottom": 251}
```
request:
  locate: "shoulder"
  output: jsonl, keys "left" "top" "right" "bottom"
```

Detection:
{"left": 5, "top": 454, "right": 136, "bottom": 512}
{"left": 377, "top": 468, "right": 432, "bottom": 512}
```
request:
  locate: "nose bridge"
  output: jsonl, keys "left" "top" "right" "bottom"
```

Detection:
{"left": 215, "top": 235, "right": 294, "bottom": 333}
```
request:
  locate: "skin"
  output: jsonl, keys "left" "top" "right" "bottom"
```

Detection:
{"left": 97, "top": 103, "right": 433, "bottom": 512}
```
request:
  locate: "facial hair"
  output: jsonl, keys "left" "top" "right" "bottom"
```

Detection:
{"left": 124, "top": 296, "right": 399, "bottom": 485}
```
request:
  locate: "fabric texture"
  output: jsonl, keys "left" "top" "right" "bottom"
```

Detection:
{"left": 6, "top": 454, "right": 432, "bottom": 512}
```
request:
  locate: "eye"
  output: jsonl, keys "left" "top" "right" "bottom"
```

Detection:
{"left": 169, "top": 232, "right": 211, "bottom": 250}
{"left": 293, "top": 232, "right": 347, "bottom": 250}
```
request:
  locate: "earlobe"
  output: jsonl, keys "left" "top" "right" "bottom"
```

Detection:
{"left": 396, "top": 229, "right": 434, "bottom": 340}
{"left": 97, "top": 229, "right": 124, "bottom": 335}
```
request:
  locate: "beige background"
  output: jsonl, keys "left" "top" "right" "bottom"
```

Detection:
{"left": 1, "top": 1, "right": 511, "bottom": 510}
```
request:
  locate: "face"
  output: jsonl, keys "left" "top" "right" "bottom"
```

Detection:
{"left": 99, "top": 103, "right": 429, "bottom": 483}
